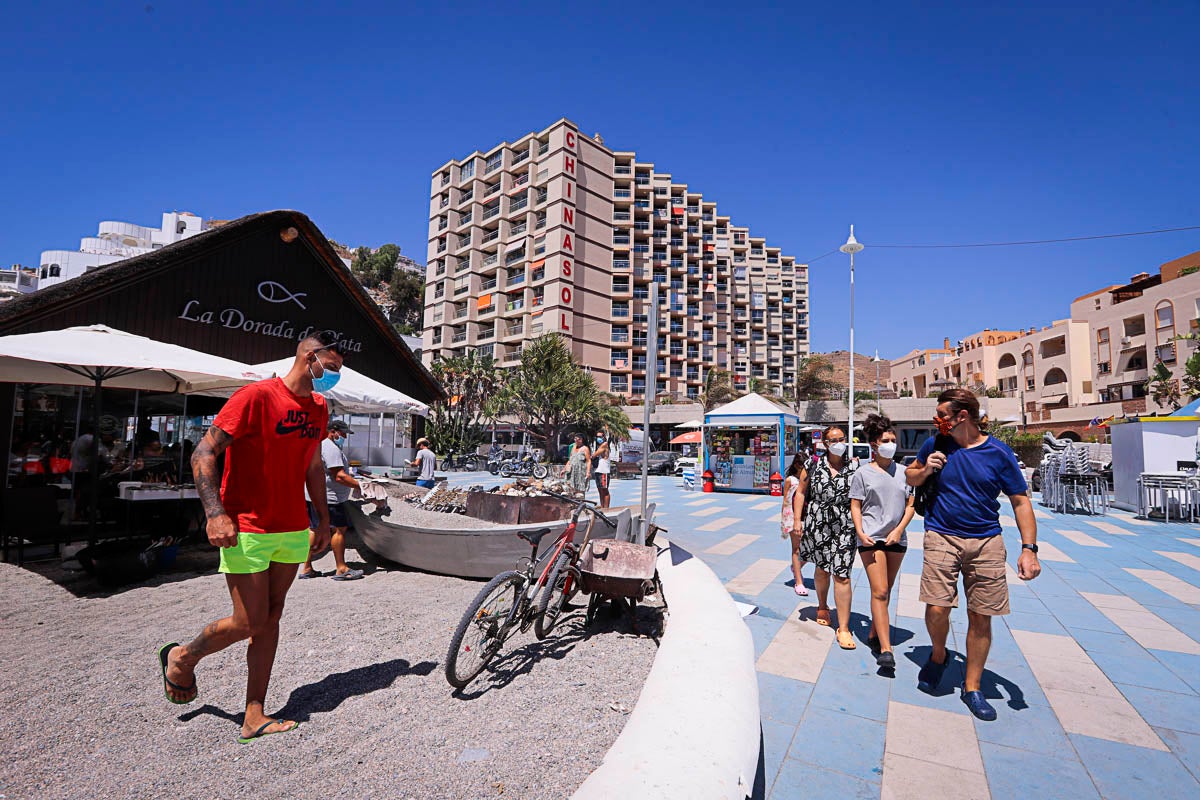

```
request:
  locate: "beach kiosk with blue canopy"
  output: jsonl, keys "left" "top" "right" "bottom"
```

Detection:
{"left": 703, "top": 393, "right": 802, "bottom": 493}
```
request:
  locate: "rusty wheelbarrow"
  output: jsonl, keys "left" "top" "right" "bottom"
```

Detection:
{"left": 576, "top": 538, "right": 661, "bottom": 629}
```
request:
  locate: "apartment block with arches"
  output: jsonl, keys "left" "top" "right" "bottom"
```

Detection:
{"left": 889, "top": 249, "right": 1200, "bottom": 436}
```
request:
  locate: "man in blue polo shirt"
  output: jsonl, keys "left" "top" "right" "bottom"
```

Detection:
{"left": 906, "top": 389, "right": 1041, "bottom": 720}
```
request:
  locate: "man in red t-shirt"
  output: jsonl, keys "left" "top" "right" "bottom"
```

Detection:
{"left": 158, "top": 330, "right": 343, "bottom": 743}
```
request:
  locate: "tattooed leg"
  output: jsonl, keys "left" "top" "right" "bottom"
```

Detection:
{"left": 165, "top": 571, "right": 271, "bottom": 702}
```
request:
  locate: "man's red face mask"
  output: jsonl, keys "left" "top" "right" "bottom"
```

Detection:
{"left": 933, "top": 412, "right": 959, "bottom": 436}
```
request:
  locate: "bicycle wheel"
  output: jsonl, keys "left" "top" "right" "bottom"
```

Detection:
{"left": 534, "top": 551, "right": 573, "bottom": 640}
{"left": 532, "top": 463, "right": 549, "bottom": 479}
{"left": 445, "top": 570, "right": 526, "bottom": 689}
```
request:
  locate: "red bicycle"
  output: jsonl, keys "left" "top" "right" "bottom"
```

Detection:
{"left": 444, "top": 492, "right": 612, "bottom": 689}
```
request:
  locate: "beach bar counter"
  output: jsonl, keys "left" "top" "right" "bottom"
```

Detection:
{"left": 702, "top": 393, "right": 802, "bottom": 493}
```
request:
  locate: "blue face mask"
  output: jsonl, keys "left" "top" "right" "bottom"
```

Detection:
{"left": 333, "top": 435, "right": 346, "bottom": 449}
{"left": 309, "top": 359, "right": 341, "bottom": 393}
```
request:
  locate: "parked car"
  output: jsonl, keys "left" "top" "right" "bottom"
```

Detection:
{"left": 674, "top": 456, "right": 698, "bottom": 475}
{"left": 644, "top": 451, "right": 679, "bottom": 475}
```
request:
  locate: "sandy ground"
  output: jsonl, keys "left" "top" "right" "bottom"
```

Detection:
{"left": 0, "top": 536, "right": 661, "bottom": 800}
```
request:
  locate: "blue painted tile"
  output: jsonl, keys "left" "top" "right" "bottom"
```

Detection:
{"left": 1006, "top": 592, "right": 1050, "bottom": 614}
{"left": 758, "top": 672, "right": 814, "bottom": 725}
{"left": 1005, "top": 611, "right": 1069, "bottom": 636}
{"left": 1151, "top": 650, "right": 1200, "bottom": 694}
{"left": 1090, "top": 650, "right": 1196, "bottom": 694}
{"left": 808, "top": 650, "right": 893, "bottom": 721}
{"left": 745, "top": 614, "right": 784, "bottom": 658}
{"left": 980, "top": 742, "right": 1099, "bottom": 799}
{"left": 770, "top": 759, "right": 879, "bottom": 800}
{"left": 787, "top": 706, "right": 885, "bottom": 784}
{"left": 1117, "top": 684, "right": 1200, "bottom": 734}
{"left": 1070, "top": 734, "right": 1199, "bottom": 799}
{"left": 975, "top": 699, "right": 1071, "bottom": 753}
{"left": 1156, "top": 727, "right": 1200, "bottom": 783}
{"left": 1073, "top": 627, "right": 1148, "bottom": 659}
{"left": 760, "top": 718, "right": 797, "bottom": 793}
{"left": 1151, "top": 605, "right": 1200, "bottom": 642}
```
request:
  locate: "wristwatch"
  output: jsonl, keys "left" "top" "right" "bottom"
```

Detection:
{"left": 1021, "top": 543, "right": 1039, "bottom": 554}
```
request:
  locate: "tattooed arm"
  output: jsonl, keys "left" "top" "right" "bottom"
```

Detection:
{"left": 192, "top": 425, "right": 239, "bottom": 548}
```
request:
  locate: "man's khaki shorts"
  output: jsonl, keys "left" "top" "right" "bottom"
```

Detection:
{"left": 919, "top": 530, "right": 1010, "bottom": 615}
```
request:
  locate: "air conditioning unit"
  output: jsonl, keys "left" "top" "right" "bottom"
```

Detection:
{"left": 1120, "top": 336, "right": 1132, "bottom": 345}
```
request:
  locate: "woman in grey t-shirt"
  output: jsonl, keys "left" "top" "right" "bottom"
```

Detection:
{"left": 849, "top": 414, "right": 914, "bottom": 672}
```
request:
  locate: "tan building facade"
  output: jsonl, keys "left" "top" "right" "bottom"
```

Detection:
{"left": 887, "top": 251, "right": 1200, "bottom": 438}
{"left": 1069, "top": 255, "right": 1200, "bottom": 407}
{"left": 423, "top": 119, "right": 809, "bottom": 400}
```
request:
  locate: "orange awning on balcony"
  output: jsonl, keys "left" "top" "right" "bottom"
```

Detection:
{"left": 476, "top": 294, "right": 492, "bottom": 309}
{"left": 671, "top": 207, "right": 685, "bottom": 215}
{"left": 530, "top": 258, "right": 546, "bottom": 269}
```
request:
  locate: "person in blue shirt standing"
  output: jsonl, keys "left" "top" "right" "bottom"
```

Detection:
{"left": 906, "top": 389, "right": 1041, "bottom": 721}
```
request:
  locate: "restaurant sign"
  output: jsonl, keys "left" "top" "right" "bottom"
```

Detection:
{"left": 176, "top": 279, "right": 365, "bottom": 353}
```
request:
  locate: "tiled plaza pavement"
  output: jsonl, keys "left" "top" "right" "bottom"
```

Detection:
{"left": 442, "top": 471, "right": 1200, "bottom": 797}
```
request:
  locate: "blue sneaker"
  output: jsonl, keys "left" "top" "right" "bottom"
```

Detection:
{"left": 961, "top": 689, "right": 997, "bottom": 721}
{"left": 917, "top": 655, "right": 947, "bottom": 693}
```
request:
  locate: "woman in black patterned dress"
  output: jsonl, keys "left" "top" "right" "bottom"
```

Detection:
{"left": 797, "top": 425, "right": 859, "bottom": 649}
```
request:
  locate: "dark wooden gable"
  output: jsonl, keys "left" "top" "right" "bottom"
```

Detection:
{"left": 0, "top": 211, "right": 443, "bottom": 403}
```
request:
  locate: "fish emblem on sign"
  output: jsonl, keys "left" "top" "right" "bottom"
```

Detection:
{"left": 257, "top": 281, "right": 308, "bottom": 309}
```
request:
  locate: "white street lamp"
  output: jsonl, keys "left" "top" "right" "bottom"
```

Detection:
{"left": 840, "top": 225, "right": 864, "bottom": 441}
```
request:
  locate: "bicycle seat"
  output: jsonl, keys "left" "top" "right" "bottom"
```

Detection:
{"left": 516, "top": 527, "right": 553, "bottom": 546}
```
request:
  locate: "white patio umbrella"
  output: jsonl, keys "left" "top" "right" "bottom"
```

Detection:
{"left": 252, "top": 358, "right": 428, "bottom": 415}
{"left": 675, "top": 418, "right": 703, "bottom": 429}
{"left": 0, "top": 325, "right": 269, "bottom": 538}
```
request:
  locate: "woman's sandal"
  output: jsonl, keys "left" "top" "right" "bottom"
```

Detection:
{"left": 836, "top": 629, "right": 857, "bottom": 650}
{"left": 815, "top": 608, "right": 831, "bottom": 626}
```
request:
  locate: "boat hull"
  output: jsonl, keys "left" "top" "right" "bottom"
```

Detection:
{"left": 346, "top": 501, "right": 638, "bottom": 579}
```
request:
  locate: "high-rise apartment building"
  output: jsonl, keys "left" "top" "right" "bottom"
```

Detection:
{"left": 423, "top": 119, "right": 809, "bottom": 400}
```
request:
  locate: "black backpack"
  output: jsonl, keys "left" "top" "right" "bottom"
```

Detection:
{"left": 913, "top": 435, "right": 953, "bottom": 517}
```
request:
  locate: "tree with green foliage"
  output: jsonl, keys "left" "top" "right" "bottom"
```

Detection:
{"left": 350, "top": 244, "right": 424, "bottom": 335}
{"left": 496, "top": 335, "right": 631, "bottom": 461}
{"left": 425, "top": 351, "right": 503, "bottom": 456}
{"left": 1182, "top": 349, "right": 1200, "bottom": 399}
{"left": 700, "top": 367, "right": 736, "bottom": 411}
{"left": 793, "top": 356, "right": 836, "bottom": 401}
{"left": 1145, "top": 359, "right": 1182, "bottom": 410}
{"left": 744, "top": 376, "right": 786, "bottom": 403}
{"left": 387, "top": 270, "right": 424, "bottom": 335}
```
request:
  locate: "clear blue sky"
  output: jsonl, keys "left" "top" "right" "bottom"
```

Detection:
{"left": 3, "top": 1, "right": 1197, "bottom": 359}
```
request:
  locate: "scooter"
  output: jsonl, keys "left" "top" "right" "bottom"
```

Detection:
{"left": 486, "top": 451, "right": 506, "bottom": 475}
{"left": 499, "top": 452, "right": 548, "bottom": 480}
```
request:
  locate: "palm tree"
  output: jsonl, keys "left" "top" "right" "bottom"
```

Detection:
{"left": 744, "top": 376, "right": 786, "bottom": 404}
{"left": 700, "top": 367, "right": 736, "bottom": 411}
{"left": 426, "top": 350, "right": 502, "bottom": 455}
{"left": 793, "top": 356, "right": 836, "bottom": 401}
{"left": 495, "top": 334, "right": 631, "bottom": 461}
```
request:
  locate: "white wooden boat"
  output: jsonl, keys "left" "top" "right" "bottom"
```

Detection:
{"left": 346, "top": 500, "right": 637, "bottom": 580}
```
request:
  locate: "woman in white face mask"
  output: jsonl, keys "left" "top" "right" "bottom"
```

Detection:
{"left": 796, "top": 425, "right": 858, "bottom": 648}
{"left": 848, "top": 413, "right": 915, "bottom": 671}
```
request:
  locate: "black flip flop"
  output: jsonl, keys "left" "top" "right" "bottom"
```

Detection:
{"left": 157, "top": 642, "right": 197, "bottom": 705}
{"left": 237, "top": 719, "right": 299, "bottom": 744}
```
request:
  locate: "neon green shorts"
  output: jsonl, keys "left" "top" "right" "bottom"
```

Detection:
{"left": 218, "top": 530, "right": 310, "bottom": 574}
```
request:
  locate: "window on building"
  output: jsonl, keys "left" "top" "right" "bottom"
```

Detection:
{"left": 1155, "top": 301, "right": 1176, "bottom": 363}
{"left": 533, "top": 235, "right": 546, "bottom": 256}
{"left": 1096, "top": 328, "right": 1110, "bottom": 374}
{"left": 460, "top": 161, "right": 475, "bottom": 180}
